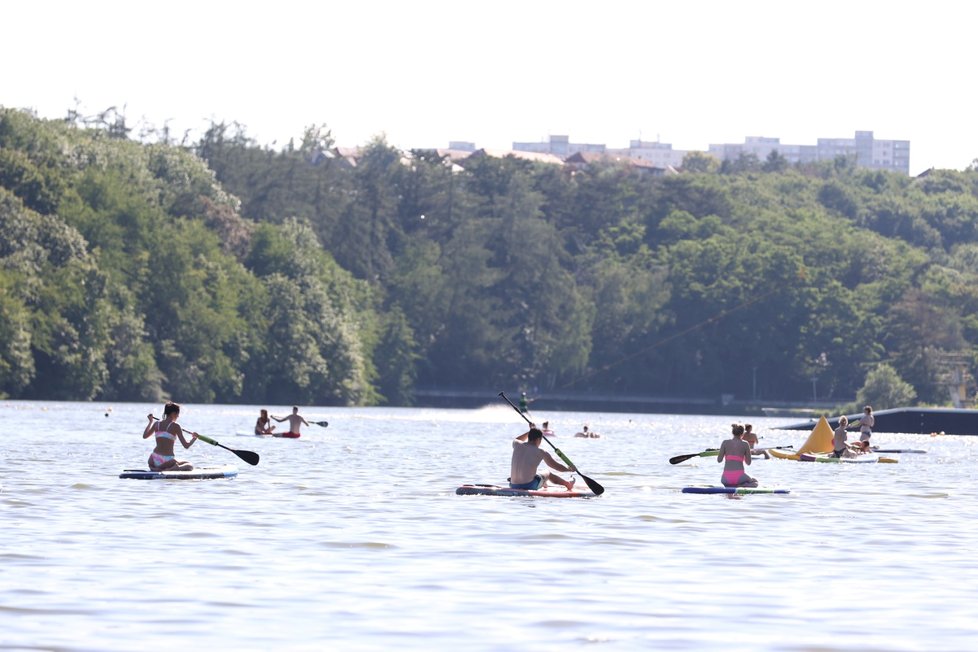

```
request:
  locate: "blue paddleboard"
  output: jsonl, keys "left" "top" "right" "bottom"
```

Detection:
{"left": 682, "top": 486, "right": 790, "bottom": 495}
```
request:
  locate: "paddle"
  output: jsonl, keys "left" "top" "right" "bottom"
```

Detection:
{"left": 670, "top": 445, "right": 794, "bottom": 465}
{"left": 312, "top": 420, "right": 329, "bottom": 428}
{"left": 193, "top": 432, "right": 260, "bottom": 466}
{"left": 498, "top": 392, "right": 605, "bottom": 495}
{"left": 669, "top": 450, "right": 718, "bottom": 465}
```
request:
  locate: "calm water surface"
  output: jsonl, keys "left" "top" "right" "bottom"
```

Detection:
{"left": 2, "top": 400, "right": 977, "bottom": 651}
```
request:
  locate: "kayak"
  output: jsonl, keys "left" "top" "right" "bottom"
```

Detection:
{"left": 798, "top": 453, "right": 898, "bottom": 464}
{"left": 455, "top": 484, "right": 595, "bottom": 498}
{"left": 119, "top": 465, "right": 239, "bottom": 480}
{"left": 682, "top": 486, "right": 790, "bottom": 495}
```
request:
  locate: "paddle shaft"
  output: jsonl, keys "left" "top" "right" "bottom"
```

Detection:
{"left": 498, "top": 392, "right": 604, "bottom": 495}
{"left": 193, "top": 433, "right": 260, "bottom": 466}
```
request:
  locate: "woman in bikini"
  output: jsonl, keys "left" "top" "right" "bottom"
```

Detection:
{"left": 255, "top": 409, "right": 276, "bottom": 435}
{"left": 857, "top": 405, "right": 874, "bottom": 443}
{"left": 142, "top": 402, "right": 198, "bottom": 471}
{"left": 717, "top": 423, "right": 758, "bottom": 487}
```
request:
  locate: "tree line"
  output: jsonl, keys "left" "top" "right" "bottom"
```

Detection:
{"left": 2, "top": 107, "right": 978, "bottom": 409}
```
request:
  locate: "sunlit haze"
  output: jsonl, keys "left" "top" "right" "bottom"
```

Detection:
{"left": 3, "top": 0, "right": 974, "bottom": 175}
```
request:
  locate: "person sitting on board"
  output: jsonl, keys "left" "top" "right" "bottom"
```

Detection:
{"left": 271, "top": 406, "right": 309, "bottom": 437}
{"left": 541, "top": 420, "right": 555, "bottom": 438}
{"left": 510, "top": 427, "right": 576, "bottom": 491}
{"left": 743, "top": 423, "right": 770, "bottom": 459}
{"left": 574, "top": 425, "right": 600, "bottom": 438}
{"left": 142, "top": 402, "right": 197, "bottom": 471}
{"left": 832, "top": 416, "right": 857, "bottom": 458}
{"left": 856, "top": 405, "right": 874, "bottom": 443}
{"left": 853, "top": 440, "right": 873, "bottom": 454}
{"left": 717, "top": 424, "right": 758, "bottom": 488}
{"left": 255, "top": 409, "right": 276, "bottom": 435}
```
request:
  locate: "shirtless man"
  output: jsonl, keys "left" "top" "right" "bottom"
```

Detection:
{"left": 271, "top": 406, "right": 310, "bottom": 437}
{"left": 743, "top": 423, "right": 770, "bottom": 459}
{"left": 510, "top": 428, "right": 576, "bottom": 491}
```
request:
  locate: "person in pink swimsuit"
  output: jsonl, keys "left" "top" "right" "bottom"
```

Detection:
{"left": 717, "top": 423, "right": 758, "bottom": 487}
{"left": 142, "top": 402, "right": 198, "bottom": 471}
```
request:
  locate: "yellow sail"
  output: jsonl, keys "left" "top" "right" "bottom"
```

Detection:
{"left": 769, "top": 415, "right": 835, "bottom": 460}
{"left": 797, "top": 415, "right": 835, "bottom": 454}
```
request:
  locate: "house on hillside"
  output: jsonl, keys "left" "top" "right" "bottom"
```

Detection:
{"left": 459, "top": 148, "right": 565, "bottom": 167}
{"left": 564, "top": 151, "right": 675, "bottom": 176}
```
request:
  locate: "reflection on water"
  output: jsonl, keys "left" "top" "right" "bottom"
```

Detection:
{"left": 2, "top": 400, "right": 978, "bottom": 651}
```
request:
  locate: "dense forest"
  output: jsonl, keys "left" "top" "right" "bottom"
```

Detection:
{"left": 2, "top": 107, "right": 978, "bottom": 409}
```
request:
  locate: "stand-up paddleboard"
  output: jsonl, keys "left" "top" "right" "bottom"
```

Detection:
{"left": 119, "top": 465, "right": 239, "bottom": 480}
{"left": 682, "top": 486, "right": 790, "bottom": 495}
{"left": 799, "top": 452, "right": 897, "bottom": 464}
{"left": 239, "top": 432, "right": 300, "bottom": 438}
{"left": 872, "top": 448, "right": 925, "bottom": 454}
{"left": 455, "top": 484, "right": 595, "bottom": 498}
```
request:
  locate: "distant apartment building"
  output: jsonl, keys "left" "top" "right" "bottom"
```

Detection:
{"left": 512, "top": 135, "right": 606, "bottom": 157}
{"left": 447, "top": 141, "right": 477, "bottom": 152}
{"left": 708, "top": 131, "right": 910, "bottom": 174}
{"left": 611, "top": 140, "right": 688, "bottom": 169}
{"left": 515, "top": 135, "right": 686, "bottom": 169}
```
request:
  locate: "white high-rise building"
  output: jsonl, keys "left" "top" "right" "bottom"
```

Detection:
{"left": 512, "top": 135, "right": 606, "bottom": 157}
{"left": 611, "top": 140, "right": 687, "bottom": 169}
{"left": 709, "top": 131, "right": 909, "bottom": 174}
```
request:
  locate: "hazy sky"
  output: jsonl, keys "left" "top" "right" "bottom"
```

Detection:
{"left": 3, "top": 0, "right": 974, "bottom": 175}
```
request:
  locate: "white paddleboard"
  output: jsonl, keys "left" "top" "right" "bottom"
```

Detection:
{"left": 119, "top": 465, "right": 239, "bottom": 480}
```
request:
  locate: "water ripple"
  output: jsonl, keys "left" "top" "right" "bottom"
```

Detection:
{"left": 2, "top": 403, "right": 978, "bottom": 651}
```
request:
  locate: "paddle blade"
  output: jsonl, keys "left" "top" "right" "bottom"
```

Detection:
{"left": 195, "top": 433, "right": 259, "bottom": 466}
{"left": 314, "top": 420, "right": 329, "bottom": 428}
{"left": 669, "top": 453, "right": 700, "bottom": 465}
{"left": 234, "top": 449, "right": 261, "bottom": 466}
{"left": 581, "top": 474, "right": 604, "bottom": 495}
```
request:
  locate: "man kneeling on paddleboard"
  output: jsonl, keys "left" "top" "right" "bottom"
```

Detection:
{"left": 510, "top": 427, "right": 576, "bottom": 491}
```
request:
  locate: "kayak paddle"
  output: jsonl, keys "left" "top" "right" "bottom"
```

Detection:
{"left": 312, "top": 420, "right": 329, "bottom": 428}
{"left": 669, "top": 449, "right": 720, "bottom": 465}
{"left": 193, "top": 432, "right": 260, "bottom": 466}
{"left": 498, "top": 392, "right": 605, "bottom": 495}
{"left": 670, "top": 445, "right": 794, "bottom": 465}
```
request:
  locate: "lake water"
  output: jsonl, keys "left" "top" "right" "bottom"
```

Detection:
{"left": 2, "top": 400, "right": 977, "bottom": 651}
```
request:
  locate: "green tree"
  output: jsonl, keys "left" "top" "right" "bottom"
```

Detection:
{"left": 855, "top": 363, "right": 917, "bottom": 409}
{"left": 682, "top": 151, "right": 719, "bottom": 173}
{"left": 762, "top": 150, "right": 789, "bottom": 173}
